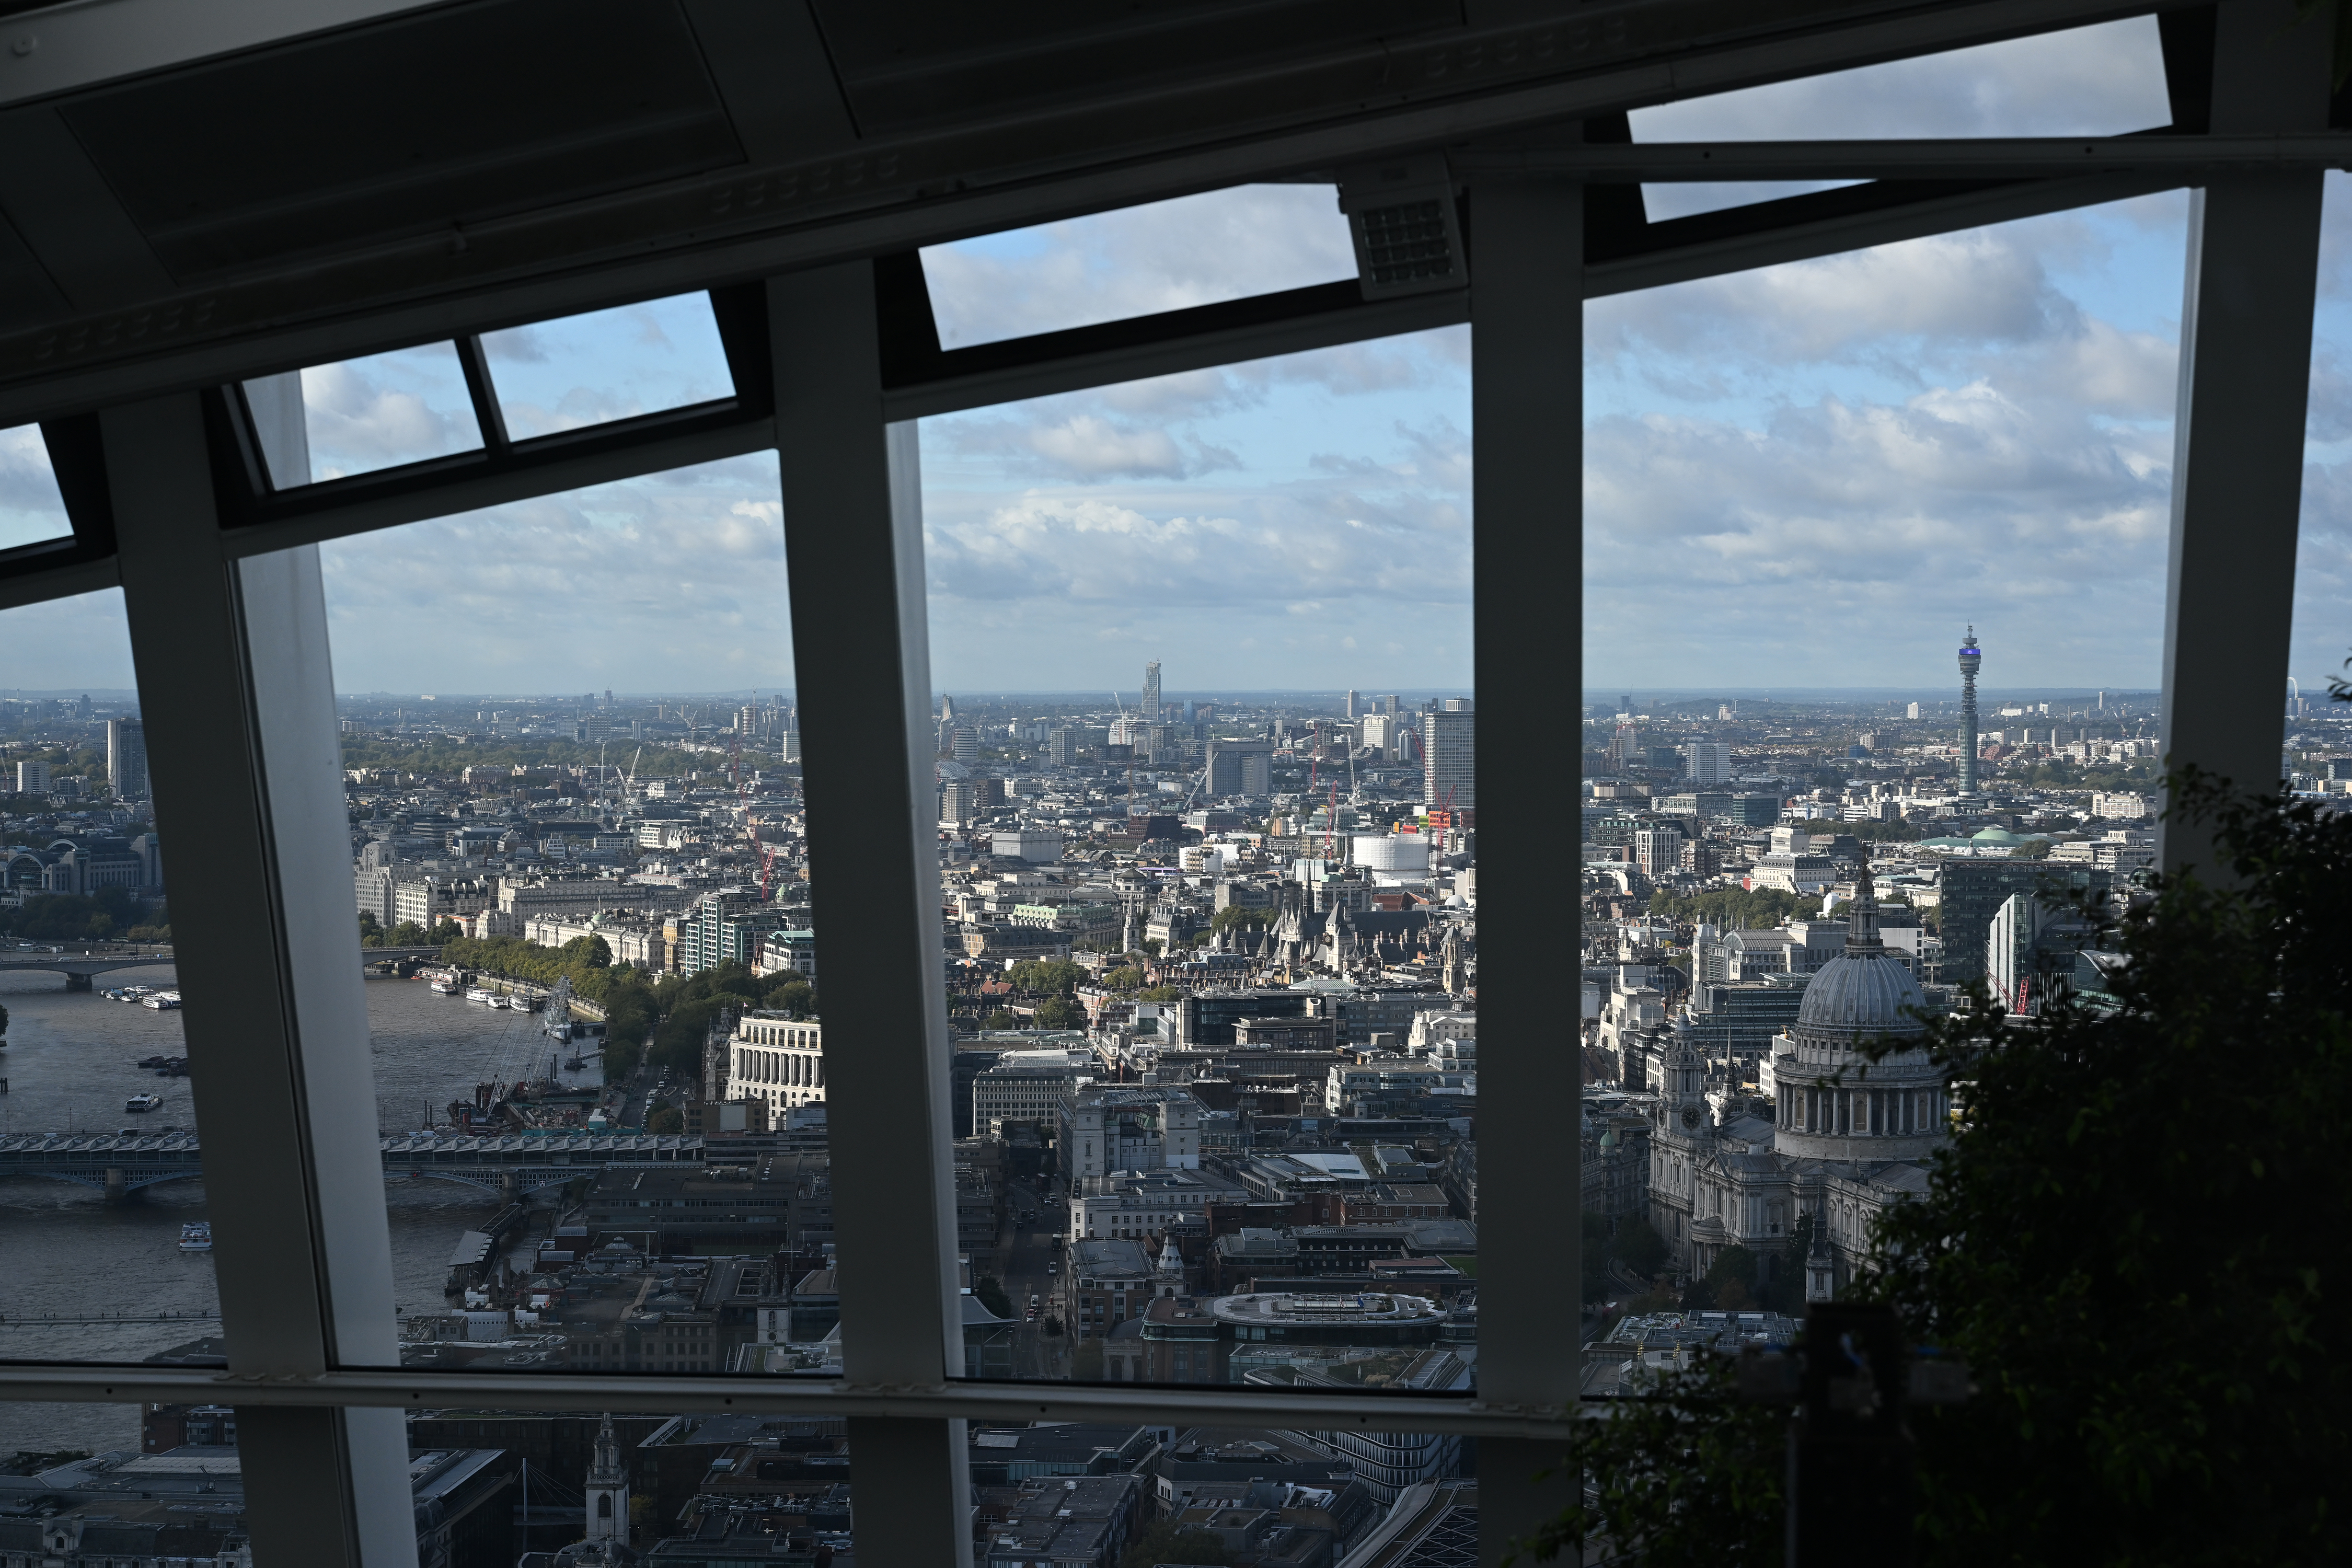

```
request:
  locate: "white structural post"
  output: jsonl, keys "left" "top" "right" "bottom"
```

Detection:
{"left": 768, "top": 262, "right": 973, "bottom": 1567}
{"left": 2159, "top": 0, "right": 2332, "bottom": 876}
{"left": 1467, "top": 177, "right": 1584, "bottom": 1566}
{"left": 102, "top": 393, "right": 416, "bottom": 1567}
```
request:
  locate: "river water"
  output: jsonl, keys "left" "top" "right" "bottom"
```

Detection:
{"left": 0, "top": 970, "right": 604, "bottom": 1456}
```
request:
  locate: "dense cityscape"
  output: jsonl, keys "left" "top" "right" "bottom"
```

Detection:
{"left": 0, "top": 630, "right": 2344, "bottom": 1566}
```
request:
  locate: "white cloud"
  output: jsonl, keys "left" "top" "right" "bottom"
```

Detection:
{"left": 318, "top": 454, "right": 794, "bottom": 694}
{"left": 921, "top": 184, "right": 1357, "bottom": 348}
{"left": 1630, "top": 16, "right": 2172, "bottom": 143}
{"left": 0, "top": 423, "right": 71, "bottom": 552}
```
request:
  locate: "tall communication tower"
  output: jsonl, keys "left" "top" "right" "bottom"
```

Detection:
{"left": 1958, "top": 625, "right": 1982, "bottom": 795}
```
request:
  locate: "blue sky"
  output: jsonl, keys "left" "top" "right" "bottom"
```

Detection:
{"left": 7, "top": 12, "right": 2352, "bottom": 702}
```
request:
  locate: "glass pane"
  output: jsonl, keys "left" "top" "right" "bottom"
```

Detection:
{"left": 0, "top": 423, "right": 73, "bottom": 553}
{"left": 480, "top": 292, "right": 736, "bottom": 440}
{"left": 0, "top": 589, "right": 211, "bottom": 1365}
{"left": 249, "top": 341, "right": 485, "bottom": 487}
{"left": 1631, "top": 16, "right": 2172, "bottom": 223}
{"left": 921, "top": 325, "right": 1474, "bottom": 1390}
{"left": 1587, "top": 192, "right": 2180, "bottom": 1300}
{"left": 1631, "top": 16, "right": 2171, "bottom": 142}
{"left": 2291, "top": 171, "right": 2352, "bottom": 779}
{"left": 307, "top": 452, "right": 820, "bottom": 1380}
{"left": 921, "top": 184, "right": 1358, "bottom": 348}
{"left": 1640, "top": 181, "right": 1870, "bottom": 225}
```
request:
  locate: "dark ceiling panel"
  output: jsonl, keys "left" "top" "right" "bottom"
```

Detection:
{"left": 682, "top": 0, "right": 859, "bottom": 163}
{"left": 811, "top": 0, "right": 1464, "bottom": 135}
{"left": 0, "top": 206, "right": 68, "bottom": 335}
{"left": 0, "top": 109, "right": 178, "bottom": 313}
{"left": 59, "top": 0, "right": 744, "bottom": 280}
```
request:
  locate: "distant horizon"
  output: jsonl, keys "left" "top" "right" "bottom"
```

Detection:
{"left": 1585, "top": 686, "right": 2164, "bottom": 702}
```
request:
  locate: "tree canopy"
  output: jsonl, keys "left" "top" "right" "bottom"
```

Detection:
{"left": 1006, "top": 958, "right": 1086, "bottom": 995}
{"left": 1648, "top": 886, "right": 1805, "bottom": 930}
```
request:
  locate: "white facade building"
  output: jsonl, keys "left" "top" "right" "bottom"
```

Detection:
{"left": 724, "top": 1011, "right": 826, "bottom": 1113}
{"left": 971, "top": 1050, "right": 1097, "bottom": 1135}
{"left": 1422, "top": 704, "right": 1474, "bottom": 809}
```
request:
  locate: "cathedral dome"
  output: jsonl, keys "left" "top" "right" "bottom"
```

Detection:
{"left": 1795, "top": 867, "right": 1927, "bottom": 1039}
{"left": 1797, "top": 950, "right": 1927, "bottom": 1035}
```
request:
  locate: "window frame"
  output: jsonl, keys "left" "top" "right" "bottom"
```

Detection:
{"left": 0, "top": 11, "right": 2336, "bottom": 1563}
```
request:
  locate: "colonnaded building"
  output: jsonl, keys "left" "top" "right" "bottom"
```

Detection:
{"left": 1648, "top": 870, "right": 1950, "bottom": 1296}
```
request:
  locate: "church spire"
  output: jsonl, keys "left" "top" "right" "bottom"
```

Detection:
{"left": 1846, "top": 864, "right": 1884, "bottom": 956}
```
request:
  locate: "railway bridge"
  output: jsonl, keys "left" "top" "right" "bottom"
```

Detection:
{"left": 0, "top": 1129, "right": 701, "bottom": 1201}
{"left": 0, "top": 946, "right": 442, "bottom": 989}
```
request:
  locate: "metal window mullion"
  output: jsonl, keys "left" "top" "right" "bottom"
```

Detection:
{"left": 101, "top": 392, "right": 416, "bottom": 1568}
{"left": 1466, "top": 178, "right": 1584, "bottom": 1567}
{"left": 451, "top": 334, "right": 512, "bottom": 452}
{"left": 2159, "top": 0, "right": 2332, "bottom": 877}
{"left": 768, "top": 262, "right": 972, "bottom": 1568}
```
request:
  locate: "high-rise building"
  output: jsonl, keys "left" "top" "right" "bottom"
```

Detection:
{"left": 1958, "top": 626, "right": 1981, "bottom": 795}
{"left": 14, "top": 759, "right": 48, "bottom": 795}
{"left": 1906, "top": 701, "right": 1922, "bottom": 720}
{"left": 1938, "top": 859, "right": 2108, "bottom": 987}
{"left": 1345, "top": 689, "right": 1360, "bottom": 718}
{"left": 1633, "top": 825, "right": 1684, "bottom": 879}
{"left": 1142, "top": 661, "right": 1161, "bottom": 724}
{"left": 106, "top": 717, "right": 148, "bottom": 800}
{"left": 1204, "top": 738, "right": 1271, "bottom": 797}
{"left": 951, "top": 727, "right": 979, "bottom": 762}
{"left": 1686, "top": 741, "right": 1731, "bottom": 786}
{"left": 1424, "top": 701, "right": 1474, "bottom": 808}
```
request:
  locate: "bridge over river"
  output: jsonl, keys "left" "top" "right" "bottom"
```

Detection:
{"left": 0, "top": 1130, "right": 702, "bottom": 1200}
{"left": 0, "top": 946, "right": 443, "bottom": 989}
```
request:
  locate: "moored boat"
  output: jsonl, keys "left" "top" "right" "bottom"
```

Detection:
{"left": 141, "top": 990, "right": 182, "bottom": 1010}
{"left": 178, "top": 1222, "right": 212, "bottom": 1252}
{"left": 125, "top": 1092, "right": 163, "bottom": 1112}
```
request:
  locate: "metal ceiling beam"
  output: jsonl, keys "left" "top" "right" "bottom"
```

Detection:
{"left": 1586, "top": 170, "right": 2183, "bottom": 297}
{"left": 0, "top": 160, "right": 2207, "bottom": 608}
{"left": 0, "top": 1362, "right": 1583, "bottom": 1440}
{"left": 0, "top": 0, "right": 2205, "bottom": 424}
{"left": 1462, "top": 132, "right": 2352, "bottom": 180}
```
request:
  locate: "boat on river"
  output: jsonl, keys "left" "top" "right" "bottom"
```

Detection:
{"left": 465, "top": 988, "right": 497, "bottom": 1004}
{"left": 140, "top": 991, "right": 181, "bottom": 1010}
{"left": 125, "top": 1092, "right": 163, "bottom": 1112}
{"left": 178, "top": 1223, "right": 212, "bottom": 1252}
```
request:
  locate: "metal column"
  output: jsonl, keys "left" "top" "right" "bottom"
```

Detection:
{"left": 102, "top": 394, "right": 415, "bottom": 1567}
{"left": 1467, "top": 178, "right": 1585, "bottom": 1566}
{"left": 2159, "top": 0, "right": 2332, "bottom": 876}
{"left": 768, "top": 263, "right": 973, "bottom": 1567}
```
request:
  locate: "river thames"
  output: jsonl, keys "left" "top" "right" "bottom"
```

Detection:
{"left": 0, "top": 969, "right": 603, "bottom": 1457}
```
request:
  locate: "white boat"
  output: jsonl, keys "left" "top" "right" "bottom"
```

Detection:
{"left": 141, "top": 991, "right": 182, "bottom": 1010}
{"left": 125, "top": 1092, "right": 163, "bottom": 1112}
{"left": 429, "top": 978, "right": 461, "bottom": 995}
{"left": 178, "top": 1222, "right": 212, "bottom": 1252}
{"left": 489, "top": 995, "right": 511, "bottom": 1009}
{"left": 465, "top": 988, "right": 497, "bottom": 1004}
